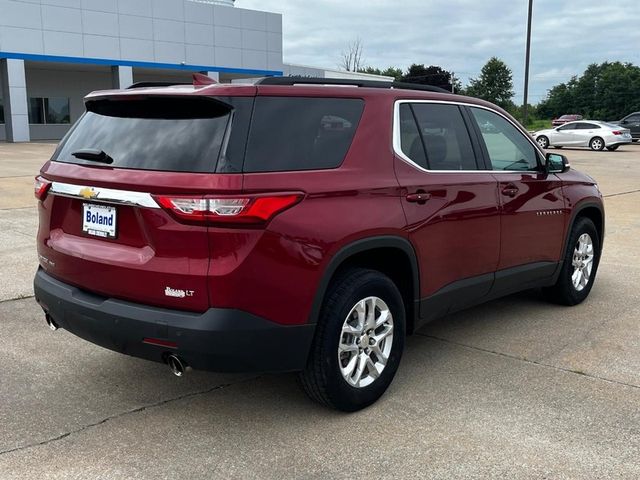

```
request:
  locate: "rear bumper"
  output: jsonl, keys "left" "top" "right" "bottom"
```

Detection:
{"left": 608, "top": 139, "right": 633, "bottom": 147}
{"left": 34, "top": 268, "right": 315, "bottom": 373}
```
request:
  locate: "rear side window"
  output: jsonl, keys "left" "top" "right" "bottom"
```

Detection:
{"left": 408, "top": 103, "right": 478, "bottom": 171}
{"left": 53, "top": 96, "right": 249, "bottom": 173}
{"left": 398, "top": 104, "right": 427, "bottom": 169}
{"left": 243, "top": 97, "right": 364, "bottom": 172}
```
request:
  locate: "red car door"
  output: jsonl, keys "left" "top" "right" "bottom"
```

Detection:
{"left": 393, "top": 101, "right": 501, "bottom": 322}
{"left": 468, "top": 106, "right": 566, "bottom": 291}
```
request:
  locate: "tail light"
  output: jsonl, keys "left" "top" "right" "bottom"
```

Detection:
{"left": 34, "top": 176, "right": 52, "bottom": 200}
{"left": 154, "top": 193, "right": 303, "bottom": 226}
{"left": 612, "top": 131, "right": 623, "bottom": 135}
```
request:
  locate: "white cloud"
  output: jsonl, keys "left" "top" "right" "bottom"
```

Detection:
{"left": 236, "top": 0, "right": 640, "bottom": 103}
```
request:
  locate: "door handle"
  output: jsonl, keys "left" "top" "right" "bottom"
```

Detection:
{"left": 406, "top": 192, "right": 431, "bottom": 204}
{"left": 501, "top": 184, "right": 519, "bottom": 197}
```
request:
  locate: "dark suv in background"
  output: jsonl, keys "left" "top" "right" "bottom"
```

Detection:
{"left": 610, "top": 112, "right": 640, "bottom": 141}
{"left": 34, "top": 76, "right": 604, "bottom": 411}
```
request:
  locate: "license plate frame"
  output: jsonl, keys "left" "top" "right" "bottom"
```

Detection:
{"left": 82, "top": 203, "right": 117, "bottom": 239}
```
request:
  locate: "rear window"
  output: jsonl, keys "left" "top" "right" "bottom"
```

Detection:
{"left": 53, "top": 96, "right": 250, "bottom": 173}
{"left": 242, "top": 97, "right": 364, "bottom": 172}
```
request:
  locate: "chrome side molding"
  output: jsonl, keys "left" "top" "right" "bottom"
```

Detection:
{"left": 50, "top": 182, "right": 160, "bottom": 209}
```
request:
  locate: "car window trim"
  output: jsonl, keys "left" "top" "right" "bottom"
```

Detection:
{"left": 393, "top": 99, "right": 546, "bottom": 174}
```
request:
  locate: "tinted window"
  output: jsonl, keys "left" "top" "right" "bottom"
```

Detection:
{"left": 53, "top": 96, "right": 235, "bottom": 173}
{"left": 410, "top": 103, "right": 477, "bottom": 170}
{"left": 243, "top": 97, "right": 364, "bottom": 172}
{"left": 557, "top": 123, "right": 577, "bottom": 131}
{"left": 576, "top": 122, "right": 600, "bottom": 129}
{"left": 470, "top": 107, "right": 539, "bottom": 171}
{"left": 626, "top": 114, "right": 640, "bottom": 122}
{"left": 398, "top": 103, "right": 427, "bottom": 168}
{"left": 28, "top": 97, "right": 70, "bottom": 124}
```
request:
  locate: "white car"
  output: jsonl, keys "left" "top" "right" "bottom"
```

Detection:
{"left": 533, "top": 120, "right": 632, "bottom": 151}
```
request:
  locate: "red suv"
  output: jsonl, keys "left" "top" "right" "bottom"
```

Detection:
{"left": 34, "top": 76, "right": 604, "bottom": 411}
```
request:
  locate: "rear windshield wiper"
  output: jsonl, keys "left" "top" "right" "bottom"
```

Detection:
{"left": 71, "top": 149, "right": 114, "bottom": 164}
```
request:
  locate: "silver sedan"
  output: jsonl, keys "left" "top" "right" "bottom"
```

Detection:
{"left": 533, "top": 121, "right": 632, "bottom": 151}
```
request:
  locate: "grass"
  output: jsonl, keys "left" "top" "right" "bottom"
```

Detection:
{"left": 526, "top": 119, "right": 553, "bottom": 131}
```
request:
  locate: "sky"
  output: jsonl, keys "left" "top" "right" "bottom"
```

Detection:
{"left": 235, "top": 0, "right": 640, "bottom": 104}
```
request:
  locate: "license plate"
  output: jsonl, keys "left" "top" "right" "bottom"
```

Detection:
{"left": 82, "top": 203, "right": 116, "bottom": 238}
{"left": 623, "top": 133, "right": 631, "bottom": 139}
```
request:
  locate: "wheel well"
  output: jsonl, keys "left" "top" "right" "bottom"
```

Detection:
{"left": 576, "top": 206, "right": 604, "bottom": 241}
{"left": 333, "top": 248, "right": 417, "bottom": 334}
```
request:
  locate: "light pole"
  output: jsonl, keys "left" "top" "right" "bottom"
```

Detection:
{"left": 523, "top": 0, "right": 533, "bottom": 127}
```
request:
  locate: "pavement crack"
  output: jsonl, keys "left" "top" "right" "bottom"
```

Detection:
{"left": 416, "top": 332, "right": 640, "bottom": 392}
{"left": 604, "top": 189, "right": 640, "bottom": 198}
{"left": 0, "top": 376, "right": 258, "bottom": 457}
{"left": 0, "top": 294, "right": 35, "bottom": 304}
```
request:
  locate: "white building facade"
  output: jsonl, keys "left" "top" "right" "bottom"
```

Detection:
{"left": 0, "top": 0, "right": 288, "bottom": 141}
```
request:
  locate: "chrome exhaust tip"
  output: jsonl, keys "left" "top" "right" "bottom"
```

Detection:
{"left": 45, "top": 314, "right": 58, "bottom": 331}
{"left": 167, "top": 354, "right": 190, "bottom": 377}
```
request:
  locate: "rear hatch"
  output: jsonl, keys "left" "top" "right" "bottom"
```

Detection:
{"left": 36, "top": 89, "right": 252, "bottom": 312}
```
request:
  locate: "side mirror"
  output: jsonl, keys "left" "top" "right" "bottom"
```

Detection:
{"left": 545, "top": 152, "right": 570, "bottom": 173}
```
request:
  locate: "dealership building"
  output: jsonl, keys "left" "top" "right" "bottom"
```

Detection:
{"left": 0, "top": 0, "right": 388, "bottom": 142}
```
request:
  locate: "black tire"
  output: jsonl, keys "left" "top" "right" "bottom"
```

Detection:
{"left": 589, "top": 137, "right": 605, "bottom": 151}
{"left": 299, "top": 268, "right": 406, "bottom": 412}
{"left": 537, "top": 136, "right": 549, "bottom": 149}
{"left": 606, "top": 146, "right": 619, "bottom": 151}
{"left": 543, "top": 217, "right": 601, "bottom": 306}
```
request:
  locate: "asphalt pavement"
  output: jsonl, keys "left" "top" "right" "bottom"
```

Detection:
{"left": 0, "top": 142, "right": 638, "bottom": 479}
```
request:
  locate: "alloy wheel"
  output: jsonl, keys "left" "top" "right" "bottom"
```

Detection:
{"left": 338, "top": 296, "right": 394, "bottom": 388}
{"left": 571, "top": 233, "right": 594, "bottom": 291}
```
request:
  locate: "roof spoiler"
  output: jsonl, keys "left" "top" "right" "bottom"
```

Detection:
{"left": 126, "top": 73, "right": 218, "bottom": 90}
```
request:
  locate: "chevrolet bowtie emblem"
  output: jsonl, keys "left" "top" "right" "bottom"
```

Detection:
{"left": 79, "top": 187, "right": 97, "bottom": 199}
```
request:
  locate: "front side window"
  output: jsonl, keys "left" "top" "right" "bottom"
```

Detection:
{"left": 557, "top": 123, "right": 577, "bottom": 131}
{"left": 470, "top": 107, "right": 539, "bottom": 171}
{"left": 400, "top": 103, "right": 478, "bottom": 171}
{"left": 28, "top": 97, "right": 70, "bottom": 124}
{"left": 243, "top": 97, "right": 364, "bottom": 172}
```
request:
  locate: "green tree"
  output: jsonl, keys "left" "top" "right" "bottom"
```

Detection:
{"left": 537, "top": 62, "right": 640, "bottom": 120}
{"left": 465, "top": 57, "right": 515, "bottom": 110}
{"left": 358, "top": 66, "right": 404, "bottom": 81}
{"left": 401, "top": 64, "right": 460, "bottom": 92}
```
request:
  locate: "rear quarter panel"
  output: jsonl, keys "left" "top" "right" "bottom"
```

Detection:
{"left": 207, "top": 93, "right": 408, "bottom": 326}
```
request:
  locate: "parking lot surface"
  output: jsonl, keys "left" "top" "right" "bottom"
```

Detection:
{"left": 0, "top": 143, "right": 639, "bottom": 479}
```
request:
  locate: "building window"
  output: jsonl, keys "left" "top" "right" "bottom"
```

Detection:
{"left": 28, "top": 97, "right": 71, "bottom": 124}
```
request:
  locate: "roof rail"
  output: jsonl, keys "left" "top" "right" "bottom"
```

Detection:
{"left": 126, "top": 82, "right": 190, "bottom": 89}
{"left": 256, "top": 76, "right": 451, "bottom": 93}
